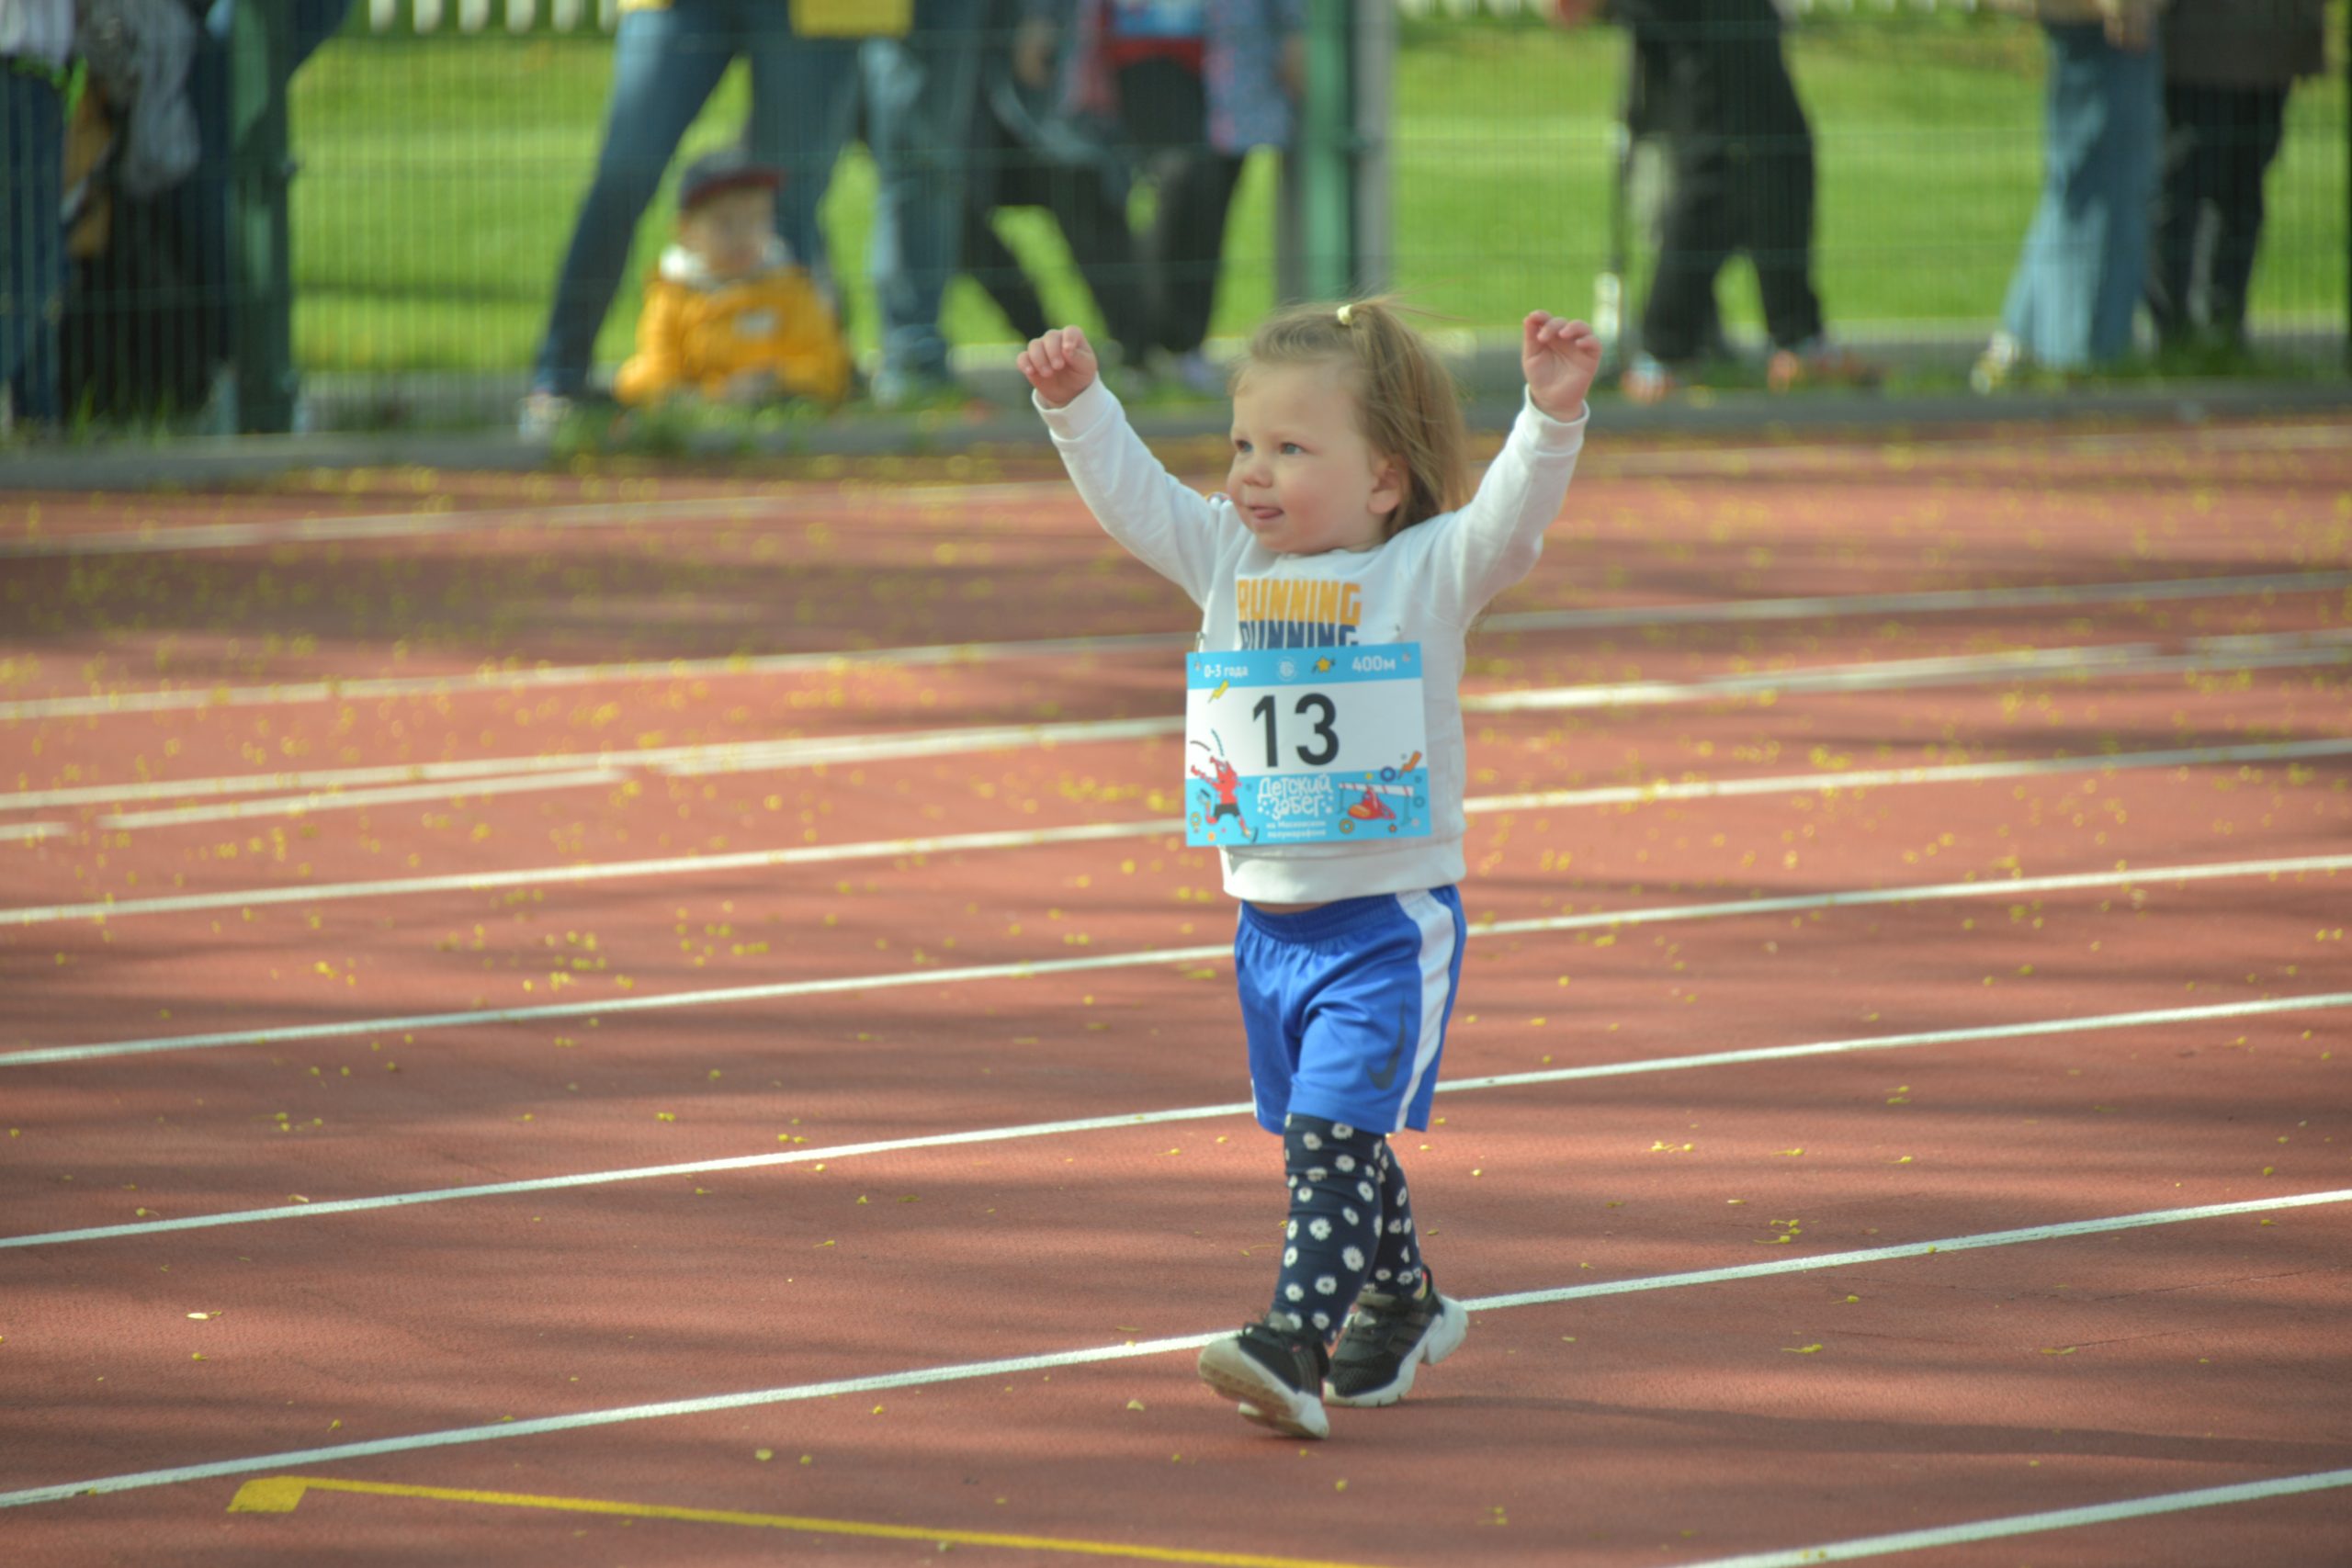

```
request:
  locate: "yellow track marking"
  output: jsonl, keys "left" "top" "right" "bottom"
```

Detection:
{"left": 228, "top": 1476, "right": 1389, "bottom": 1567}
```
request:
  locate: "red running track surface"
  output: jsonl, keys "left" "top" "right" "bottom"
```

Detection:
{"left": 3, "top": 417, "right": 2348, "bottom": 1566}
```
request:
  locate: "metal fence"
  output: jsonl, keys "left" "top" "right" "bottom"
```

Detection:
{"left": 20, "top": 4, "right": 2347, "bottom": 436}
{"left": 354, "top": 0, "right": 2021, "bottom": 34}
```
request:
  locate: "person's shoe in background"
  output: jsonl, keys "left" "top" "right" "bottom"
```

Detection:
{"left": 517, "top": 390, "right": 572, "bottom": 439}
{"left": 1619, "top": 353, "right": 1688, "bottom": 405}
{"left": 1969, "top": 332, "right": 2022, "bottom": 395}
{"left": 1767, "top": 336, "right": 1882, "bottom": 394}
{"left": 1167, "top": 348, "right": 1224, "bottom": 399}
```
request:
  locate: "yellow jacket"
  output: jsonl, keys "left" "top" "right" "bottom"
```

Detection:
{"left": 614, "top": 243, "right": 854, "bottom": 409}
{"left": 618, "top": 0, "right": 909, "bottom": 34}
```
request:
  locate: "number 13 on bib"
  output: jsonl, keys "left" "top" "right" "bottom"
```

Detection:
{"left": 1184, "top": 644, "right": 1431, "bottom": 848}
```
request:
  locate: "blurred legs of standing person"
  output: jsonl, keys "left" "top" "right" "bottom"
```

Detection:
{"left": 863, "top": 0, "right": 985, "bottom": 407}
{"left": 1115, "top": 53, "right": 1240, "bottom": 394}
{"left": 0, "top": 58, "right": 65, "bottom": 434}
{"left": 1613, "top": 0, "right": 1873, "bottom": 403}
{"left": 2144, "top": 0, "right": 2322, "bottom": 357}
{"left": 961, "top": 64, "right": 1150, "bottom": 374}
{"left": 526, "top": 0, "right": 857, "bottom": 423}
{"left": 1978, "top": 20, "right": 2161, "bottom": 384}
{"left": 2149, "top": 81, "right": 2285, "bottom": 354}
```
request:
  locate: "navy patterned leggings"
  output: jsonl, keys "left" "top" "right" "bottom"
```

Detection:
{"left": 1269, "top": 1113, "right": 1426, "bottom": 1340}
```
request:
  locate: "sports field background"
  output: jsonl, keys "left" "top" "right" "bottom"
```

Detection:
{"left": 288, "top": 10, "right": 2347, "bottom": 382}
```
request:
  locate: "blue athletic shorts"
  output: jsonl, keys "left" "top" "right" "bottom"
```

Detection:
{"left": 1233, "top": 886, "right": 1467, "bottom": 1135}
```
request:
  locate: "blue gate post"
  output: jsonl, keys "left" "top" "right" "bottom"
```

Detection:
{"left": 1278, "top": 0, "right": 1391, "bottom": 305}
{"left": 229, "top": 0, "right": 296, "bottom": 433}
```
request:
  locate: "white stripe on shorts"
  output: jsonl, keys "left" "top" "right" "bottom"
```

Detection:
{"left": 1392, "top": 889, "right": 1460, "bottom": 1131}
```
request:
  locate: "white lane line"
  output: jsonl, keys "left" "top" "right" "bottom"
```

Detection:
{"left": 0, "top": 821, "right": 64, "bottom": 842}
{"left": 655, "top": 634, "right": 2352, "bottom": 774}
{"left": 1467, "top": 736, "right": 2352, "bottom": 814}
{"left": 0, "top": 818, "right": 1172, "bottom": 931}
{"left": 7, "top": 988, "right": 2346, "bottom": 1247}
{"left": 0, "top": 632, "right": 1190, "bottom": 724}
{"left": 0, "top": 712, "right": 1182, "bottom": 815}
{"left": 10, "top": 626, "right": 2345, "bottom": 820}
{"left": 6, "top": 567, "right": 2345, "bottom": 724}
{"left": 0, "top": 495, "right": 778, "bottom": 559}
{"left": 1470, "top": 633, "right": 2350, "bottom": 715}
{"left": 1678, "top": 1471, "right": 2352, "bottom": 1568}
{"left": 93, "top": 769, "right": 628, "bottom": 831}
{"left": 1488, "top": 568, "right": 2352, "bottom": 637}
{"left": 6, "top": 852, "right": 2345, "bottom": 1067}
{"left": 6, "top": 624, "right": 2343, "bottom": 813}
{"left": 3, "top": 1188, "right": 2344, "bottom": 1512}
{"left": 6, "top": 736, "right": 2346, "bottom": 931}
{"left": 0, "top": 482, "right": 1080, "bottom": 561}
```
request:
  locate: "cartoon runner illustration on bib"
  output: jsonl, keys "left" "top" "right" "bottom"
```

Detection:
{"left": 1191, "top": 739, "right": 1256, "bottom": 843}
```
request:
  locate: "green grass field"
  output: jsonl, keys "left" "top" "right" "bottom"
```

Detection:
{"left": 288, "top": 14, "right": 2346, "bottom": 378}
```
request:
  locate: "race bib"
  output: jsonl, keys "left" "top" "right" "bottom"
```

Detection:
{"left": 1184, "top": 643, "right": 1430, "bottom": 848}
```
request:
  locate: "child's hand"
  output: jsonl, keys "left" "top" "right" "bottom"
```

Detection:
{"left": 1522, "top": 311, "right": 1602, "bottom": 422}
{"left": 1017, "top": 326, "right": 1099, "bottom": 409}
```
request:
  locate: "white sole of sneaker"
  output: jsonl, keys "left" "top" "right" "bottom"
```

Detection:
{"left": 1324, "top": 1295, "right": 1470, "bottom": 1408}
{"left": 1196, "top": 1339, "right": 1330, "bottom": 1440}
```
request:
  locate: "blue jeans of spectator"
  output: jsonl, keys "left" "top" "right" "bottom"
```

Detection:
{"left": 1, "top": 64, "right": 64, "bottom": 424}
{"left": 861, "top": 0, "right": 984, "bottom": 386}
{"left": 1999, "top": 23, "right": 2162, "bottom": 370}
{"left": 530, "top": 0, "right": 857, "bottom": 399}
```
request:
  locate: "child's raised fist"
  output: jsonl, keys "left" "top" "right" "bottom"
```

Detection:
{"left": 1017, "top": 326, "right": 1100, "bottom": 409}
{"left": 1521, "top": 311, "right": 1602, "bottom": 423}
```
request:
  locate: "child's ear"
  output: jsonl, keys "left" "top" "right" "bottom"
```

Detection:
{"left": 1369, "top": 453, "right": 1406, "bottom": 518}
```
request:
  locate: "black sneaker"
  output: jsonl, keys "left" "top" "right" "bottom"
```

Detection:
{"left": 1325, "top": 1277, "right": 1468, "bottom": 1407}
{"left": 1195, "top": 1318, "right": 1331, "bottom": 1439}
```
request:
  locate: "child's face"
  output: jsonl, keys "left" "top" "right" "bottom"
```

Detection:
{"left": 679, "top": 186, "right": 775, "bottom": 281}
{"left": 1227, "top": 363, "right": 1402, "bottom": 557}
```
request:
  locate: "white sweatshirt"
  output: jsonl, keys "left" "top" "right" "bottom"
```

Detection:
{"left": 1038, "top": 377, "right": 1587, "bottom": 905}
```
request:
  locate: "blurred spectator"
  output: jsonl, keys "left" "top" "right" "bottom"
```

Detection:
{"left": 2, "top": 0, "right": 74, "bottom": 434}
{"left": 2146, "top": 0, "right": 2325, "bottom": 356}
{"left": 61, "top": 0, "right": 351, "bottom": 427}
{"left": 1048, "top": 0, "right": 1306, "bottom": 396}
{"left": 1973, "top": 0, "right": 2163, "bottom": 388}
{"left": 956, "top": 0, "right": 1151, "bottom": 381}
{"left": 612, "top": 147, "right": 852, "bottom": 409}
{"left": 860, "top": 0, "right": 988, "bottom": 408}
{"left": 523, "top": 0, "right": 867, "bottom": 433}
{"left": 1551, "top": 0, "right": 1878, "bottom": 403}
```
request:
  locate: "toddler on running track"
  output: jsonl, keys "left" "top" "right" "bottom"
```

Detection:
{"left": 1019, "top": 299, "right": 1599, "bottom": 1439}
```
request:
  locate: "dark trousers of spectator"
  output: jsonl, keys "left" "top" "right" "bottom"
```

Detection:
{"left": 1637, "top": 15, "right": 1824, "bottom": 364}
{"left": 62, "top": 0, "right": 353, "bottom": 423}
{"left": 1115, "top": 57, "right": 1243, "bottom": 359}
{"left": 2148, "top": 80, "right": 2289, "bottom": 349}
{"left": 961, "top": 107, "right": 1151, "bottom": 368}
{"left": 2, "top": 63, "right": 64, "bottom": 425}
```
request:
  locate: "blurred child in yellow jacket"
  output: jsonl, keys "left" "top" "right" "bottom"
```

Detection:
{"left": 615, "top": 147, "right": 854, "bottom": 409}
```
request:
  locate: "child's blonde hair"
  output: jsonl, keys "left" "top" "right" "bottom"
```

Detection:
{"left": 1234, "top": 296, "right": 1470, "bottom": 538}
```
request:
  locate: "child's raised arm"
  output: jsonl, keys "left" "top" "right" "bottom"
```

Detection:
{"left": 1017, "top": 326, "right": 1100, "bottom": 409}
{"left": 1522, "top": 311, "right": 1602, "bottom": 423}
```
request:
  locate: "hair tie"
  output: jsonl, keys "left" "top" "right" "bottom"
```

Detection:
{"left": 1336, "top": 304, "right": 1354, "bottom": 328}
